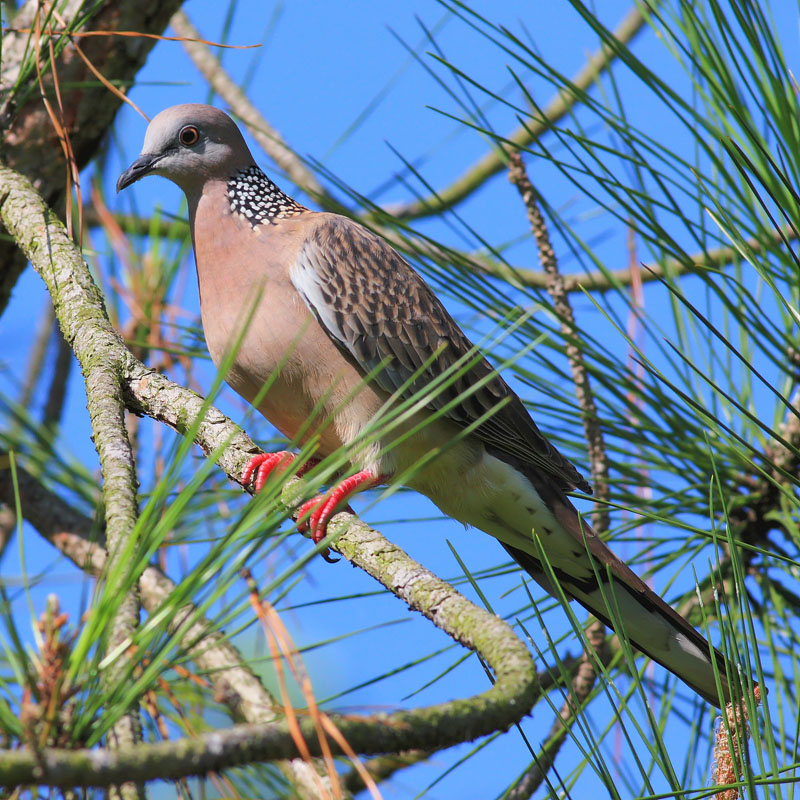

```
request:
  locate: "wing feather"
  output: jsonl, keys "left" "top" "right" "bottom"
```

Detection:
{"left": 290, "top": 214, "right": 590, "bottom": 493}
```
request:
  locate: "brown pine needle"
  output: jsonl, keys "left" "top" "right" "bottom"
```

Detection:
{"left": 33, "top": 4, "right": 82, "bottom": 244}
{"left": 1, "top": 27, "right": 259, "bottom": 49}
{"left": 319, "top": 714, "right": 383, "bottom": 800}
{"left": 242, "top": 569, "right": 340, "bottom": 800}
{"left": 48, "top": 6, "right": 149, "bottom": 121}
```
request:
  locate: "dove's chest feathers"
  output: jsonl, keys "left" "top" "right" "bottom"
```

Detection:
{"left": 190, "top": 181, "right": 394, "bottom": 457}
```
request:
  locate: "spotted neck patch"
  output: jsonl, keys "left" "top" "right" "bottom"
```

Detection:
{"left": 227, "top": 166, "right": 307, "bottom": 227}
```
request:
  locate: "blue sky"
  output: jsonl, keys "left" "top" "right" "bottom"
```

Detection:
{"left": 1, "top": 1, "right": 794, "bottom": 797}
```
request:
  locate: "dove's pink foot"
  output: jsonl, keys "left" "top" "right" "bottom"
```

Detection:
{"left": 242, "top": 451, "right": 318, "bottom": 493}
{"left": 297, "top": 469, "right": 385, "bottom": 543}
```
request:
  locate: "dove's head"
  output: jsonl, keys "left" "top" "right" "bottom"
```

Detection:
{"left": 117, "top": 104, "right": 255, "bottom": 195}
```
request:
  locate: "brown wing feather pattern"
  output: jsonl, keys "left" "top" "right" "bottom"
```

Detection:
{"left": 292, "top": 215, "right": 591, "bottom": 493}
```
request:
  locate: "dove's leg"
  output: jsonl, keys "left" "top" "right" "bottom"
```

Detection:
{"left": 297, "top": 469, "right": 386, "bottom": 542}
{"left": 243, "top": 452, "right": 319, "bottom": 492}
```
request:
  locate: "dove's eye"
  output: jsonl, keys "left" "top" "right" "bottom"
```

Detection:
{"left": 179, "top": 125, "right": 200, "bottom": 147}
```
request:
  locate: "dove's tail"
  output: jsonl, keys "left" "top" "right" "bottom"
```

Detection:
{"left": 501, "top": 490, "right": 732, "bottom": 707}
{"left": 415, "top": 442, "right": 736, "bottom": 706}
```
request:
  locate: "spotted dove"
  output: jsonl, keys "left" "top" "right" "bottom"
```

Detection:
{"left": 118, "top": 104, "right": 736, "bottom": 706}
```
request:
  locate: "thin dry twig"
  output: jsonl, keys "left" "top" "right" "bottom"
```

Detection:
{"left": 508, "top": 150, "right": 765, "bottom": 798}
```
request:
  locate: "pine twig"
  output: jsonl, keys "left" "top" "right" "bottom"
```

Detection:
{"left": 507, "top": 151, "right": 609, "bottom": 525}
{"left": 507, "top": 149, "right": 611, "bottom": 793}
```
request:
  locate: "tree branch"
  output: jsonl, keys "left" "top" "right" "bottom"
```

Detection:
{"left": 170, "top": 10, "right": 332, "bottom": 207}
{"left": 0, "top": 504, "right": 539, "bottom": 788}
{"left": 507, "top": 148, "right": 609, "bottom": 792}
{"left": 87, "top": 207, "right": 794, "bottom": 295}
{"left": 0, "top": 160, "right": 148, "bottom": 799}
{"left": 508, "top": 152, "right": 609, "bottom": 522}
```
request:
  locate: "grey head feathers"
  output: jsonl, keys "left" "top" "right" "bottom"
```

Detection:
{"left": 116, "top": 104, "right": 257, "bottom": 194}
